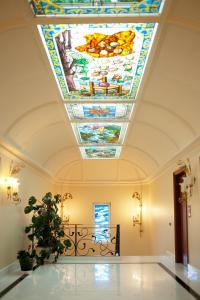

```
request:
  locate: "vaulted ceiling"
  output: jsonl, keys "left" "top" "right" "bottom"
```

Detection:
{"left": 0, "top": 0, "right": 200, "bottom": 184}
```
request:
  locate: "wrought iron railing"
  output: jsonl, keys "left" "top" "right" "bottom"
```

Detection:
{"left": 61, "top": 224, "right": 120, "bottom": 256}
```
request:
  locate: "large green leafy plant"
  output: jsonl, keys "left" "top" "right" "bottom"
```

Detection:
{"left": 24, "top": 192, "right": 71, "bottom": 263}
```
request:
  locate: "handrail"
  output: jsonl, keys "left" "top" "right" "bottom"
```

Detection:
{"left": 61, "top": 224, "right": 120, "bottom": 257}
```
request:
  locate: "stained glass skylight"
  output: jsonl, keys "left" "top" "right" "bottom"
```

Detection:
{"left": 30, "top": 0, "right": 164, "bottom": 17}
{"left": 39, "top": 23, "right": 157, "bottom": 101}
{"left": 73, "top": 123, "right": 127, "bottom": 145}
{"left": 81, "top": 146, "right": 121, "bottom": 159}
{"left": 65, "top": 104, "right": 133, "bottom": 120}
{"left": 36, "top": 6, "right": 161, "bottom": 159}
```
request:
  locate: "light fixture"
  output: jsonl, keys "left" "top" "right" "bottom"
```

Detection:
{"left": 0, "top": 160, "right": 25, "bottom": 205}
{"left": 61, "top": 193, "right": 72, "bottom": 224}
{"left": 132, "top": 192, "right": 143, "bottom": 236}
{"left": 0, "top": 176, "right": 21, "bottom": 204}
{"left": 177, "top": 159, "right": 196, "bottom": 204}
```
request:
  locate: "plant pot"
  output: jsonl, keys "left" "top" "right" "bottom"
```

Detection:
{"left": 19, "top": 258, "right": 33, "bottom": 271}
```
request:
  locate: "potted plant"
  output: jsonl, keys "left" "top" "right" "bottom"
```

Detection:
{"left": 17, "top": 248, "right": 35, "bottom": 271}
{"left": 24, "top": 192, "right": 71, "bottom": 264}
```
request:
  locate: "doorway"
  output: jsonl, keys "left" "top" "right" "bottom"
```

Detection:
{"left": 173, "top": 167, "right": 189, "bottom": 266}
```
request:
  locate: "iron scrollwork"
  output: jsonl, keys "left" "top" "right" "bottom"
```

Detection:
{"left": 62, "top": 224, "right": 120, "bottom": 256}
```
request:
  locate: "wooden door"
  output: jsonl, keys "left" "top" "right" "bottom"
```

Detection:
{"left": 173, "top": 168, "right": 189, "bottom": 266}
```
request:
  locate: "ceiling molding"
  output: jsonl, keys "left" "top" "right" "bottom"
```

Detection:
{"left": 141, "top": 101, "right": 196, "bottom": 136}
{"left": 55, "top": 159, "right": 82, "bottom": 179}
{"left": 55, "top": 158, "right": 147, "bottom": 182}
{"left": 5, "top": 102, "right": 58, "bottom": 135}
{"left": 118, "top": 158, "right": 147, "bottom": 178}
{"left": 21, "top": 121, "right": 65, "bottom": 148}
{"left": 0, "top": 136, "right": 55, "bottom": 183}
{"left": 167, "top": 16, "right": 200, "bottom": 32}
{"left": 122, "top": 146, "right": 160, "bottom": 168}
{"left": 54, "top": 180, "right": 145, "bottom": 187}
{"left": 44, "top": 144, "right": 159, "bottom": 172}
{"left": 134, "top": 120, "right": 180, "bottom": 150}
{"left": 146, "top": 135, "right": 200, "bottom": 184}
{"left": 43, "top": 146, "right": 79, "bottom": 166}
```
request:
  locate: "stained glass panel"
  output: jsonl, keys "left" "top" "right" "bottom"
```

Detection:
{"left": 65, "top": 104, "right": 133, "bottom": 120}
{"left": 80, "top": 146, "right": 121, "bottom": 159}
{"left": 30, "top": 0, "right": 164, "bottom": 16}
{"left": 94, "top": 203, "right": 110, "bottom": 242}
{"left": 39, "top": 23, "right": 157, "bottom": 101}
{"left": 73, "top": 123, "right": 127, "bottom": 145}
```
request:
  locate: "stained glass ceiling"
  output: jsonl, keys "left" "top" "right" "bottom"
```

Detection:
{"left": 80, "top": 146, "right": 121, "bottom": 159}
{"left": 38, "top": 22, "right": 157, "bottom": 159}
{"left": 34, "top": 0, "right": 162, "bottom": 160}
{"left": 30, "top": 0, "right": 164, "bottom": 17}
{"left": 65, "top": 104, "right": 133, "bottom": 121}
{"left": 39, "top": 23, "right": 157, "bottom": 101}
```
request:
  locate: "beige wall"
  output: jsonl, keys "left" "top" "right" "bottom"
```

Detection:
{"left": 55, "top": 184, "right": 152, "bottom": 256}
{"left": 1, "top": 143, "right": 200, "bottom": 269}
{"left": 149, "top": 144, "right": 200, "bottom": 269}
{"left": 0, "top": 146, "right": 54, "bottom": 269}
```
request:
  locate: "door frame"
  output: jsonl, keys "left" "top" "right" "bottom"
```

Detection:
{"left": 173, "top": 167, "right": 189, "bottom": 265}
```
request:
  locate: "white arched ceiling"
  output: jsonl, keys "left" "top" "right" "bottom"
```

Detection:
{"left": 56, "top": 159, "right": 145, "bottom": 183}
{"left": 0, "top": 0, "right": 200, "bottom": 183}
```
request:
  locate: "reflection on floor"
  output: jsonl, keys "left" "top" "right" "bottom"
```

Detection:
{"left": 1, "top": 257, "right": 200, "bottom": 300}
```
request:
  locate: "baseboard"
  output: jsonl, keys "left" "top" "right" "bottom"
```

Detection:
{"left": 0, "top": 260, "right": 20, "bottom": 277}
{"left": 0, "top": 260, "right": 22, "bottom": 293}
{"left": 159, "top": 251, "right": 175, "bottom": 265}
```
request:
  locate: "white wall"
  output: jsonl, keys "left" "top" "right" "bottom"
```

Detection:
{"left": 55, "top": 184, "right": 152, "bottom": 256}
{"left": 149, "top": 143, "right": 200, "bottom": 269}
{"left": 0, "top": 146, "right": 54, "bottom": 268}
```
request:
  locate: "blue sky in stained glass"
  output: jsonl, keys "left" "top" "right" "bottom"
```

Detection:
{"left": 94, "top": 204, "right": 110, "bottom": 242}
{"left": 65, "top": 104, "right": 133, "bottom": 120}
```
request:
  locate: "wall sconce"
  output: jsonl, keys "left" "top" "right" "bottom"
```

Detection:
{"left": 61, "top": 193, "right": 72, "bottom": 224}
{"left": 178, "top": 159, "right": 196, "bottom": 204}
{"left": 0, "top": 160, "right": 25, "bottom": 205}
{"left": 0, "top": 176, "right": 21, "bottom": 204}
{"left": 132, "top": 192, "right": 143, "bottom": 236}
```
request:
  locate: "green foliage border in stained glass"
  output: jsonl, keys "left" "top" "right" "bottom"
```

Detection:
{"left": 30, "top": 0, "right": 164, "bottom": 16}
{"left": 38, "top": 23, "right": 157, "bottom": 101}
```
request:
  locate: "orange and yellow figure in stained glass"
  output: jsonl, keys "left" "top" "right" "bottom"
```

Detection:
{"left": 75, "top": 31, "right": 135, "bottom": 58}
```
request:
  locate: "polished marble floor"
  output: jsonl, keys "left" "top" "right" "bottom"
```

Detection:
{"left": 1, "top": 262, "right": 199, "bottom": 300}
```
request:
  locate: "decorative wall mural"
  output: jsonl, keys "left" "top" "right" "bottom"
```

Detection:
{"left": 39, "top": 23, "right": 157, "bottom": 101}
{"left": 30, "top": 0, "right": 164, "bottom": 16}
{"left": 73, "top": 123, "right": 127, "bottom": 145}
{"left": 65, "top": 104, "right": 133, "bottom": 120}
{"left": 80, "top": 146, "right": 121, "bottom": 159}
